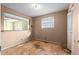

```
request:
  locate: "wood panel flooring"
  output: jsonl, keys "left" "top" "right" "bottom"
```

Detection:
{"left": 1, "top": 40, "right": 70, "bottom": 55}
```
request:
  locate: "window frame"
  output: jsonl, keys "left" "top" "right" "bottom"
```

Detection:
{"left": 3, "top": 13, "right": 30, "bottom": 31}
{"left": 41, "top": 17, "right": 55, "bottom": 29}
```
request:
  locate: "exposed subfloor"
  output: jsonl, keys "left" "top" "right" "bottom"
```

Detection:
{"left": 1, "top": 40, "right": 70, "bottom": 55}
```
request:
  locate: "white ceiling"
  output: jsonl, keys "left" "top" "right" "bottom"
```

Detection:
{"left": 2, "top": 3, "right": 69, "bottom": 17}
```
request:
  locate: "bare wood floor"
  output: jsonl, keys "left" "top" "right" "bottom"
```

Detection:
{"left": 1, "top": 40, "right": 70, "bottom": 55}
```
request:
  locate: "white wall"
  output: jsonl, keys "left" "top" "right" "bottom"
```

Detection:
{"left": 1, "top": 30, "right": 31, "bottom": 50}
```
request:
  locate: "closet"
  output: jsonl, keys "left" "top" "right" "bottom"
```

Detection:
{"left": 67, "top": 4, "right": 79, "bottom": 55}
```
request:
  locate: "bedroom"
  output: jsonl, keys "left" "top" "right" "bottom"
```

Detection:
{"left": 0, "top": 3, "right": 79, "bottom": 55}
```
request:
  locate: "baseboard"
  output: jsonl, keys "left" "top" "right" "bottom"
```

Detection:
{"left": 33, "top": 39, "right": 61, "bottom": 45}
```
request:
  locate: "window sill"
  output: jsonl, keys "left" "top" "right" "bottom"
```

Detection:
{"left": 1, "top": 30, "right": 30, "bottom": 32}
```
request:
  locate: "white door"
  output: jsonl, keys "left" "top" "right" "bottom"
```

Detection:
{"left": 67, "top": 12, "right": 73, "bottom": 50}
{"left": 74, "top": 4, "right": 79, "bottom": 55}
{"left": 72, "top": 4, "right": 79, "bottom": 55}
{"left": 77, "top": 8, "right": 79, "bottom": 54}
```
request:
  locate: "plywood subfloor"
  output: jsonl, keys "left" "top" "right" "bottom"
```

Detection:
{"left": 1, "top": 40, "right": 70, "bottom": 55}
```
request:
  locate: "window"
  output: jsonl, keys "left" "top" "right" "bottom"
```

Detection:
{"left": 4, "top": 13, "right": 29, "bottom": 31}
{"left": 41, "top": 17, "right": 54, "bottom": 28}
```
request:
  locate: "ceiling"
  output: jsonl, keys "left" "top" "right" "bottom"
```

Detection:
{"left": 2, "top": 3, "right": 69, "bottom": 17}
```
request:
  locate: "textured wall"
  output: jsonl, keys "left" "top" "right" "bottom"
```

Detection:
{"left": 32, "top": 10, "right": 67, "bottom": 48}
